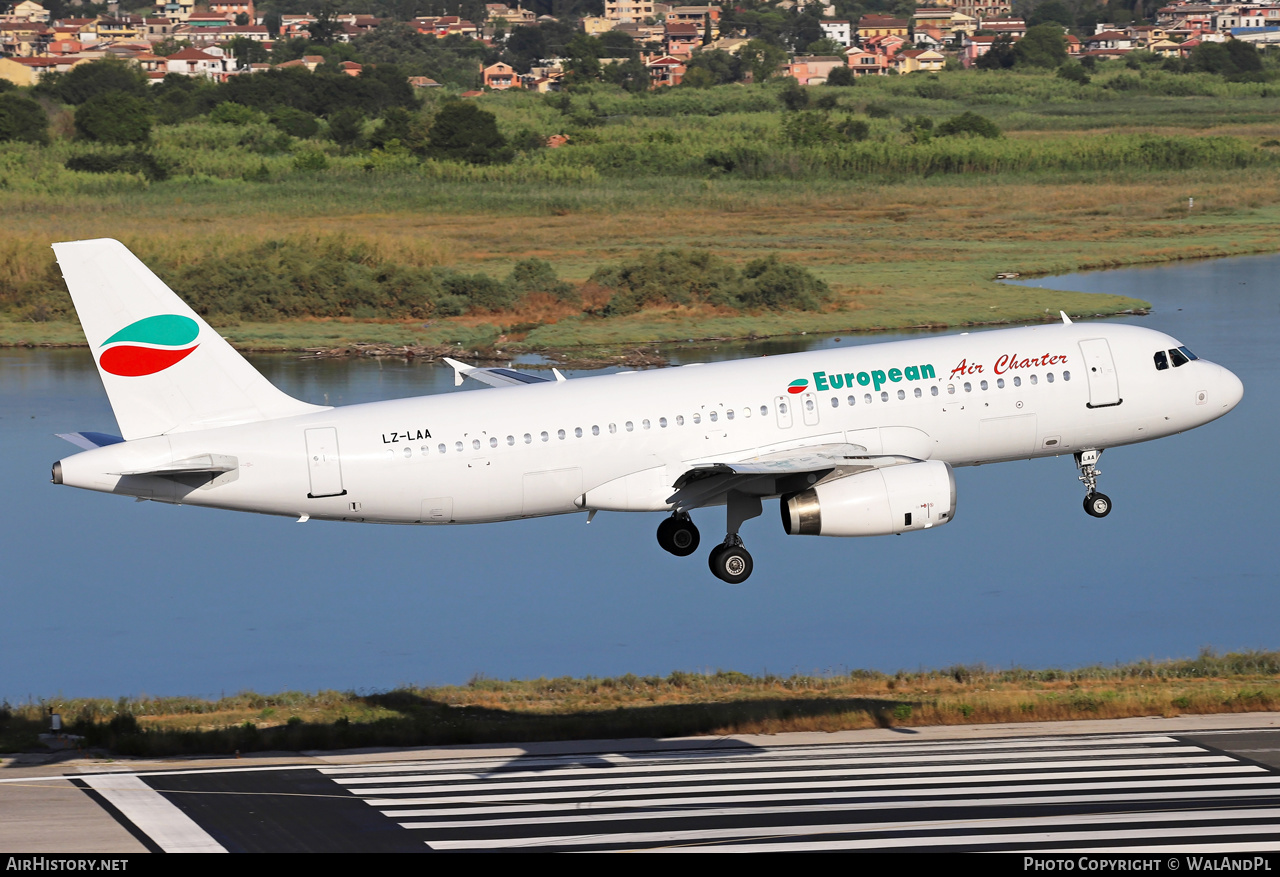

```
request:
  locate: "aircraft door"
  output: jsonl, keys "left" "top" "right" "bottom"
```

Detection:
{"left": 305, "top": 427, "right": 346, "bottom": 497}
{"left": 1079, "top": 339, "right": 1121, "bottom": 408}
{"left": 774, "top": 395, "right": 794, "bottom": 429}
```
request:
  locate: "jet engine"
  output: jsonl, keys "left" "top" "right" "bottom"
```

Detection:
{"left": 781, "top": 460, "right": 956, "bottom": 537}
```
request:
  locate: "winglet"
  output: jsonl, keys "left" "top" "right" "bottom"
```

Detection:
{"left": 1060, "top": 310, "right": 1073, "bottom": 325}
{"left": 553, "top": 368, "right": 566, "bottom": 382}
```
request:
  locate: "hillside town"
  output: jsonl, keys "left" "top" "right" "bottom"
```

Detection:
{"left": 1, "top": 0, "right": 1277, "bottom": 91}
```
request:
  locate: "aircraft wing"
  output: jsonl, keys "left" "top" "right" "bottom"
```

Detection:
{"left": 668, "top": 443, "right": 924, "bottom": 511}
{"left": 443, "top": 357, "right": 565, "bottom": 389}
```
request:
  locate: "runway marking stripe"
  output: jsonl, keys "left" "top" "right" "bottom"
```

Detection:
{"left": 387, "top": 786, "right": 1280, "bottom": 828}
{"left": 360, "top": 773, "right": 1280, "bottom": 809}
{"left": 422, "top": 808, "right": 1280, "bottom": 850}
{"left": 655, "top": 833, "right": 1280, "bottom": 853}
{"left": 327, "top": 746, "right": 1216, "bottom": 784}
{"left": 315, "top": 736, "right": 1186, "bottom": 776}
{"left": 351, "top": 764, "right": 1265, "bottom": 801}
{"left": 334, "top": 757, "right": 1255, "bottom": 795}
{"left": 81, "top": 774, "right": 226, "bottom": 853}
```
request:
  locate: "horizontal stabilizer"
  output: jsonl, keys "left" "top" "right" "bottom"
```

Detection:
{"left": 56, "top": 431, "right": 125, "bottom": 451}
{"left": 116, "top": 454, "right": 238, "bottom": 477}
{"left": 443, "top": 357, "right": 565, "bottom": 388}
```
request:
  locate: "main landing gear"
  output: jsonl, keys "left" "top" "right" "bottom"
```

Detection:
{"left": 1075, "top": 449, "right": 1112, "bottom": 518}
{"left": 657, "top": 491, "right": 763, "bottom": 584}
{"left": 656, "top": 513, "right": 700, "bottom": 557}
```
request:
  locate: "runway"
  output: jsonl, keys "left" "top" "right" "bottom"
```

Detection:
{"left": 6, "top": 720, "right": 1280, "bottom": 852}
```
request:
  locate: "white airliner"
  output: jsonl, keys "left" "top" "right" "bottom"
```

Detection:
{"left": 50, "top": 239, "right": 1243, "bottom": 583}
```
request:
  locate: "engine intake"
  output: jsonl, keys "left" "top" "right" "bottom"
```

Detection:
{"left": 781, "top": 460, "right": 956, "bottom": 537}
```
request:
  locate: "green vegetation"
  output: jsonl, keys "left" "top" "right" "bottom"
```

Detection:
{"left": 4, "top": 650, "right": 1278, "bottom": 757}
{"left": 8, "top": 62, "right": 1280, "bottom": 353}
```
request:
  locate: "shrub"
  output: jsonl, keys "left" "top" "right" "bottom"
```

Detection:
{"left": 209, "top": 101, "right": 267, "bottom": 126}
{"left": 426, "top": 101, "right": 512, "bottom": 164}
{"left": 737, "top": 256, "right": 832, "bottom": 311}
{"left": 0, "top": 94, "right": 49, "bottom": 144}
{"left": 65, "top": 150, "right": 170, "bottom": 181}
{"left": 74, "top": 91, "right": 152, "bottom": 145}
{"left": 292, "top": 149, "right": 328, "bottom": 171}
{"left": 936, "top": 111, "right": 1001, "bottom": 139}
{"left": 507, "top": 259, "right": 578, "bottom": 304}
{"left": 269, "top": 106, "right": 319, "bottom": 139}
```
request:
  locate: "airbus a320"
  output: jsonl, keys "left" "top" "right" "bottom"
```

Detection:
{"left": 50, "top": 239, "right": 1243, "bottom": 583}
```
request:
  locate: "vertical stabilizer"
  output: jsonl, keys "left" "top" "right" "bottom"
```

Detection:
{"left": 53, "top": 239, "right": 327, "bottom": 439}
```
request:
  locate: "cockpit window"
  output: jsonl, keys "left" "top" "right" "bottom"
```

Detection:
{"left": 1154, "top": 351, "right": 1168, "bottom": 371}
{"left": 1178, "top": 345, "right": 1198, "bottom": 362}
{"left": 1169, "top": 348, "right": 1189, "bottom": 367}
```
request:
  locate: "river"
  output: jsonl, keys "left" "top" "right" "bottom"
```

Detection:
{"left": 1, "top": 254, "right": 1275, "bottom": 699}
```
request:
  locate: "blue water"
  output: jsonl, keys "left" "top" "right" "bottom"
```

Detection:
{"left": 1, "top": 254, "right": 1275, "bottom": 700}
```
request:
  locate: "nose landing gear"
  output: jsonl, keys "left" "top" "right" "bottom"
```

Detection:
{"left": 1076, "top": 449, "right": 1112, "bottom": 518}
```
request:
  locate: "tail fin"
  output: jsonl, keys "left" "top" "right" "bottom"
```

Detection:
{"left": 53, "top": 238, "right": 326, "bottom": 440}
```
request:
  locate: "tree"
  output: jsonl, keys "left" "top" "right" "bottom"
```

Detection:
{"left": 305, "top": 4, "right": 344, "bottom": 46}
{"left": 327, "top": 106, "right": 365, "bottom": 148}
{"left": 826, "top": 65, "right": 855, "bottom": 86}
{"left": 936, "top": 111, "right": 1001, "bottom": 139}
{"left": 739, "top": 39, "right": 788, "bottom": 84}
{"left": 0, "top": 93, "right": 49, "bottom": 144}
{"left": 1028, "top": 0, "right": 1074, "bottom": 28}
{"left": 41, "top": 58, "right": 148, "bottom": 105}
{"left": 975, "top": 34, "right": 1017, "bottom": 69}
{"left": 426, "top": 101, "right": 512, "bottom": 164}
{"left": 1013, "top": 23, "right": 1069, "bottom": 68}
{"left": 74, "top": 91, "right": 152, "bottom": 145}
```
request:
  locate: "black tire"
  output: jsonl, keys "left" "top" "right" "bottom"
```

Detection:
{"left": 657, "top": 516, "right": 700, "bottom": 557}
{"left": 708, "top": 543, "right": 753, "bottom": 584}
{"left": 1084, "top": 492, "right": 1112, "bottom": 518}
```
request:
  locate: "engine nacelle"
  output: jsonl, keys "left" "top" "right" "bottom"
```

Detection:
{"left": 781, "top": 460, "right": 956, "bottom": 537}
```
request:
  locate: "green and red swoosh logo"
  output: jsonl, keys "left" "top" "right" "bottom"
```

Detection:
{"left": 786, "top": 378, "right": 808, "bottom": 395}
{"left": 98, "top": 315, "right": 199, "bottom": 377}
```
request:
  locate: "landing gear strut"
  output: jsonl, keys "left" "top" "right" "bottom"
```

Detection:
{"left": 707, "top": 490, "right": 763, "bottom": 584}
{"left": 656, "top": 513, "right": 700, "bottom": 557}
{"left": 1076, "top": 449, "right": 1112, "bottom": 518}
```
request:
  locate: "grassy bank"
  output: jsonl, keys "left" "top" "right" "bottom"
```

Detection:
{"left": 10, "top": 70, "right": 1280, "bottom": 354}
{"left": 4, "top": 650, "right": 1278, "bottom": 757}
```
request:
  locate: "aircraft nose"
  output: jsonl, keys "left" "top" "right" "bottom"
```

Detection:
{"left": 1219, "top": 365, "right": 1244, "bottom": 413}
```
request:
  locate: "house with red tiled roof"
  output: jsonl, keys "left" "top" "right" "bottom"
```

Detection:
{"left": 483, "top": 61, "right": 517, "bottom": 89}
{"left": 846, "top": 46, "right": 891, "bottom": 75}
{"left": 164, "top": 44, "right": 232, "bottom": 79}
{"left": 664, "top": 20, "right": 699, "bottom": 57}
{"left": 784, "top": 55, "right": 847, "bottom": 85}
{"left": 646, "top": 54, "right": 685, "bottom": 86}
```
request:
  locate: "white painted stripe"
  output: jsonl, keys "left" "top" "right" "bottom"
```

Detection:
{"left": 316, "top": 735, "right": 1186, "bottom": 776}
{"left": 82, "top": 774, "right": 226, "bottom": 853}
{"left": 422, "top": 807, "right": 1280, "bottom": 850}
{"left": 371, "top": 779, "right": 1280, "bottom": 816}
{"left": 337, "top": 756, "right": 1256, "bottom": 795}
{"left": 328, "top": 746, "right": 1215, "bottom": 785}
{"left": 354, "top": 764, "right": 1265, "bottom": 802}
{"left": 651, "top": 831, "right": 1280, "bottom": 853}
{"left": 390, "top": 786, "right": 1280, "bottom": 828}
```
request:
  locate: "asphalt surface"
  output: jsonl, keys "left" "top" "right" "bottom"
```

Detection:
{"left": 3, "top": 713, "right": 1280, "bottom": 852}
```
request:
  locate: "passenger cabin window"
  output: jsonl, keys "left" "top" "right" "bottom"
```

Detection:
{"left": 1155, "top": 350, "right": 1169, "bottom": 370}
{"left": 1063, "top": 371, "right": 1071, "bottom": 381}
{"left": 1013, "top": 377, "right": 1021, "bottom": 387}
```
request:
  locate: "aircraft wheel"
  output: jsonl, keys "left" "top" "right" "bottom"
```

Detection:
{"left": 1084, "top": 492, "right": 1112, "bottom": 518}
{"left": 657, "top": 516, "right": 700, "bottom": 557}
{"left": 708, "top": 543, "right": 753, "bottom": 584}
